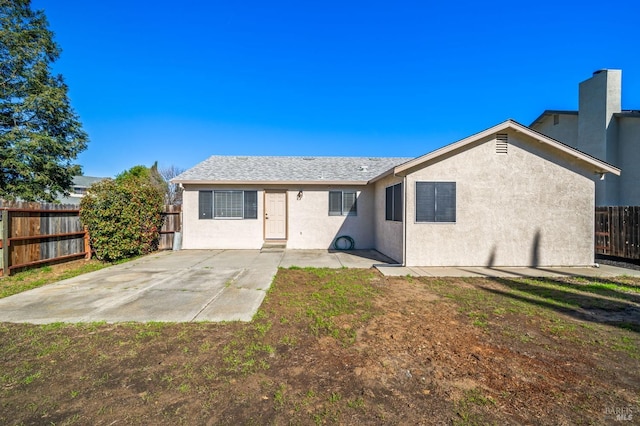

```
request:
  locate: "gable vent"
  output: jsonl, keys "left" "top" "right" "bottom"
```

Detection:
{"left": 495, "top": 134, "right": 508, "bottom": 154}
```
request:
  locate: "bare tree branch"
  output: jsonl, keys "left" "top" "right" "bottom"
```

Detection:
{"left": 159, "top": 165, "right": 185, "bottom": 205}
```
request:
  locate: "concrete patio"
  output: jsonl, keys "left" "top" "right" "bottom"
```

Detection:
{"left": 375, "top": 263, "right": 640, "bottom": 278}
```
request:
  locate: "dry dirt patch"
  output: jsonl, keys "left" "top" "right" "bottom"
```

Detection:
{"left": 0, "top": 268, "right": 638, "bottom": 425}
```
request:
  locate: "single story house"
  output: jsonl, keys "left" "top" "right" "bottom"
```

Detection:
{"left": 173, "top": 120, "right": 620, "bottom": 267}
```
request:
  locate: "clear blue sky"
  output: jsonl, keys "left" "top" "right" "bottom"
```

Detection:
{"left": 33, "top": 0, "right": 640, "bottom": 177}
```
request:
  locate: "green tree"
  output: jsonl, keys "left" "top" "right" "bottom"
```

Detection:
{"left": 80, "top": 165, "right": 165, "bottom": 262}
{"left": 116, "top": 161, "right": 168, "bottom": 197}
{"left": 0, "top": 0, "right": 88, "bottom": 201}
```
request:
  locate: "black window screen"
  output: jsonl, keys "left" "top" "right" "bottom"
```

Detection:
{"left": 329, "top": 191, "right": 342, "bottom": 215}
{"left": 385, "top": 183, "right": 402, "bottom": 222}
{"left": 416, "top": 182, "right": 456, "bottom": 223}
{"left": 199, "top": 191, "right": 213, "bottom": 219}
{"left": 385, "top": 186, "right": 393, "bottom": 220}
{"left": 200, "top": 190, "right": 258, "bottom": 219}
{"left": 244, "top": 191, "right": 258, "bottom": 219}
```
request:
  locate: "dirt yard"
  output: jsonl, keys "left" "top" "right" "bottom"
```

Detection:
{"left": 1, "top": 268, "right": 639, "bottom": 425}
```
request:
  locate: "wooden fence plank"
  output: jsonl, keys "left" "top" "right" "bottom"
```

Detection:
{"left": 1, "top": 210, "right": 8, "bottom": 276}
{"left": 1, "top": 201, "right": 86, "bottom": 275}
{"left": 595, "top": 206, "right": 640, "bottom": 260}
{"left": 0, "top": 201, "right": 181, "bottom": 274}
{"left": 158, "top": 205, "right": 181, "bottom": 250}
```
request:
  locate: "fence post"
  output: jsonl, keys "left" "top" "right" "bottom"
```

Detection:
{"left": 1, "top": 209, "right": 9, "bottom": 276}
{"left": 84, "top": 226, "right": 91, "bottom": 260}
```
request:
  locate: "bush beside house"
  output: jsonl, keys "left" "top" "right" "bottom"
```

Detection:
{"left": 80, "top": 165, "right": 165, "bottom": 262}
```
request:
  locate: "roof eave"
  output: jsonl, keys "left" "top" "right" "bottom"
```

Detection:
{"left": 368, "top": 166, "right": 401, "bottom": 184}
{"left": 393, "top": 119, "right": 620, "bottom": 177}
{"left": 174, "top": 180, "right": 371, "bottom": 186}
{"left": 530, "top": 110, "right": 578, "bottom": 127}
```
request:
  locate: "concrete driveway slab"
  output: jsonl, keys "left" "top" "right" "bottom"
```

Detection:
{"left": 0, "top": 250, "right": 283, "bottom": 324}
{"left": 197, "top": 287, "right": 267, "bottom": 322}
{"left": 198, "top": 250, "right": 262, "bottom": 269}
{"left": 280, "top": 250, "right": 344, "bottom": 268}
{"left": 0, "top": 249, "right": 394, "bottom": 324}
{"left": 280, "top": 249, "right": 394, "bottom": 269}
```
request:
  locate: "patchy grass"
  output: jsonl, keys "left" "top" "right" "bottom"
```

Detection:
{"left": 0, "top": 260, "right": 111, "bottom": 299}
{"left": 0, "top": 269, "right": 639, "bottom": 424}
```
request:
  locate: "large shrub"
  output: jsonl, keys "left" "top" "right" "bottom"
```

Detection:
{"left": 80, "top": 171, "right": 165, "bottom": 262}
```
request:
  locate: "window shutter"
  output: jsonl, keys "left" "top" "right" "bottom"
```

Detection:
{"left": 416, "top": 182, "right": 436, "bottom": 222}
{"left": 328, "top": 191, "right": 342, "bottom": 215}
{"left": 243, "top": 191, "right": 258, "bottom": 219}
{"left": 199, "top": 191, "right": 213, "bottom": 219}
{"left": 385, "top": 186, "right": 393, "bottom": 220}
{"left": 343, "top": 191, "right": 357, "bottom": 215}
{"left": 393, "top": 183, "right": 403, "bottom": 222}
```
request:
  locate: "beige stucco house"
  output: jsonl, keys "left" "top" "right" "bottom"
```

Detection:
{"left": 173, "top": 120, "right": 619, "bottom": 267}
{"left": 531, "top": 69, "right": 640, "bottom": 206}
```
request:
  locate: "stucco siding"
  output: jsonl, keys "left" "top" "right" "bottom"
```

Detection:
{"left": 403, "top": 132, "right": 596, "bottom": 267}
{"left": 618, "top": 117, "right": 640, "bottom": 205}
{"left": 373, "top": 175, "right": 404, "bottom": 263}
{"left": 286, "top": 186, "right": 375, "bottom": 249}
{"left": 181, "top": 185, "right": 265, "bottom": 249}
{"left": 532, "top": 114, "right": 579, "bottom": 148}
{"left": 181, "top": 184, "right": 374, "bottom": 250}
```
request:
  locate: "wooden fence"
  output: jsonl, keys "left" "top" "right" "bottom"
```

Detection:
{"left": 595, "top": 206, "right": 640, "bottom": 260}
{"left": 0, "top": 201, "right": 181, "bottom": 276}
{"left": 159, "top": 204, "right": 181, "bottom": 251}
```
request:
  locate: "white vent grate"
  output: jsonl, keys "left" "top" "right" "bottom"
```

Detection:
{"left": 496, "top": 134, "right": 508, "bottom": 154}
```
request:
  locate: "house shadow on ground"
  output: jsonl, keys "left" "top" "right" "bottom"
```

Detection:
{"left": 475, "top": 276, "right": 640, "bottom": 333}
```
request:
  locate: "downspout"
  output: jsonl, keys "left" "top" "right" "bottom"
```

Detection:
{"left": 402, "top": 175, "right": 408, "bottom": 267}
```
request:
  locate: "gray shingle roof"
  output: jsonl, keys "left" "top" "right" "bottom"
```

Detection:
{"left": 173, "top": 156, "right": 412, "bottom": 183}
{"left": 72, "top": 176, "right": 107, "bottom": 187}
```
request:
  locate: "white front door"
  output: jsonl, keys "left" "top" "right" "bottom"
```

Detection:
{"left": 265, "top": 192, "right": 287, "bottom": 240}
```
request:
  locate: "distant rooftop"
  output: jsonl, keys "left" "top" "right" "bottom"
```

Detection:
{"left": 72, "top": 176, "right": 107, "bottom": 187}
{"left": 531, "top": 109, "right": 640, "bottom": 126}
{"left": 56, "top": 176, "right": 108, "bottom": 205}
{"left": 615, "top": 110, "right": 640, "bottom": 117}
{"left": 173, "top": 156, "right": 413, "bottom": 183}
{"left": 529, "top": 110, "right": 578, "bottom": 127}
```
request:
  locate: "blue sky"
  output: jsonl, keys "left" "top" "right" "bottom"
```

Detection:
{"left": 33, "top": 0, "right": 640, "bottom": 177}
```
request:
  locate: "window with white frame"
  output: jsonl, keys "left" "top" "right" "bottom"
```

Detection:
{"left": 415, "top": 182, "right": 456, "bottom": 223}
{"left": 385, "top": 183, "right": 402, "bottom": 222}
{"left": 199, "top": 190, "right": 258, "bottom": 219}
{"left": 328, "top": 191, "right": 357, "bottom": 216}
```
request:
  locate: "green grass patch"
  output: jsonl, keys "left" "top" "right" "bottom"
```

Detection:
{"left": 454, "top": 388, "right": 495, "bottom": 426}
{"left": 0, "top": 260, "right": 113, "bottom": 299}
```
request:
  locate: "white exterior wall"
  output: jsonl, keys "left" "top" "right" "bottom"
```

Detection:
{"left": 181, "top": 184, "right": 265, "bottom": 249}
{"left": 181, "top": 184, "right": 375, "bottom": 250}
{"left": 373, "top": 174, "right": 404, "bottom": 263}
{"left": 578, "top": 69, "right": 622, "bottom": 205}
{"left": 286, "top": 186, "right": 375, "bottom": 249}
{"left": 531, "top": 114, "right": 579, "bottom": 147}
{"left": 618, "top": 116, "right": 640, "bottom": 205}
{"left": 403, "top": 132, "right": 596, "bottom": 267}
{"left": 578, "top": 70, "right": 621, "bottom": 160}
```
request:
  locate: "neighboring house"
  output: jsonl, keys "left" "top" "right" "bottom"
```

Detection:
{"left": 173, "top": 120, "right": 619, "bottom": 267}
{"left": 57, "top": 176, "right": 106, "bottom": 205}
{"left": 530, "top": 69, "right": 640, "bottom": 206}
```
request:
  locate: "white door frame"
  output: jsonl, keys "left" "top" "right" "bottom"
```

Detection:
{"left": 264, "top": 191, "right": 287, "bottom": 240}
